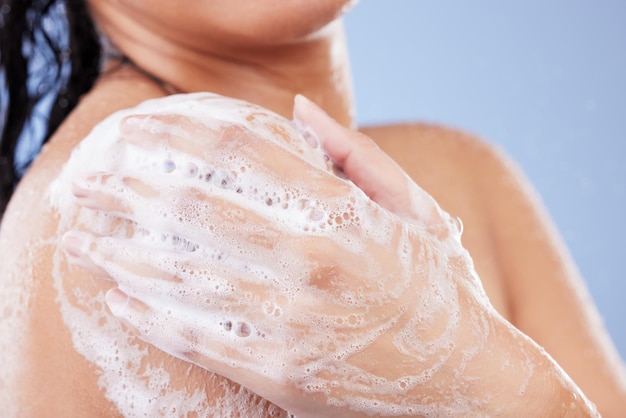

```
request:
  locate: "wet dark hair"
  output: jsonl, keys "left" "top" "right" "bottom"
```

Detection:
{"left": 0, "top": 0, "right": 101, "bottom": 217}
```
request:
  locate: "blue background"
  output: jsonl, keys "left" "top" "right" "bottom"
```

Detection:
{"left": 344, "top": 1, "right": 626, "bottom": 360}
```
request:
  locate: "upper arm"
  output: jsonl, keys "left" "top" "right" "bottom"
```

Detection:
{"left": 0, "top": 67, "right": 171, "bottom": 414}
{"left": 481, "top": 145, "right": 626, "bottom": 415}
{"left": 2, "top": 75, "right": 286, "bottom": 416}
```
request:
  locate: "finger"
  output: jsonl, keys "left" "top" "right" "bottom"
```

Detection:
{"left": 68, "top": 171, "right": 414, "bottom": 309}
{"left": 120, "top": 113, "right": 240, "bottom": 161}
{"left": 293, "top": 94, "right": 448, "bottom": 230}
{"left": 63, "top": 228, "right": 297, "bottom": 320}
{"left": 63, "top": 230, "right": 187, "bottom": 287}
{"left": 72, "top": 172, "right": 155, "bottom": 214}
{"left": 120, "top": 98, "right": 330, "bottom": 173}
{"left": 74, "top": 143, "right": 357, "bottom": 237}
{"left": 63, "top": 230, "right": 254, "bottom": 305}
{"left": 70, "top": 168, "right": 363, "bottom": 275}
{"left": 83, "top": 99, "right": 443, "bottom": 236}
{"left": 69, "top": 172, "right": 321, "bottom": 301}
{"left": 104, "top": 287, "right": 283, "bottom": 383}
{"left": 72, "top": 173, "right": 282, "bottom": 253}
{"left": 120, "top": 111, "right": 352, "bottom": 204}
{"left": 85, "top": 112, "right": 387, "bottom": 241}
{"left": 62, "top": 230, "right": 112, "bottom": 278}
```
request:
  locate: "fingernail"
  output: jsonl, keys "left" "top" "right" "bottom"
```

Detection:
{"left": 294, "top": 94, "right": 318, "bottom": 111}
{"left": 119, "top": 115, "right": 146, "bottom": 134}
{"left": 295, "top": 93, "right": 334, "bottom": 119}
{"left": 105, "top": 288, "right": 130, "bottom": 313}
{"left": 71, "top": 175, "right": 97, "bottom": 198}
{"left": 293, "top": 95, "right": 321, "bottom": 148}
{"left": 62, "top": 231, "right": 91, "bottom": 257}
{"left": 294, "top": 93, "right": 310, "bottom": 106}
{"left": 294, "top": 94, "right": 323, "bottom": 118}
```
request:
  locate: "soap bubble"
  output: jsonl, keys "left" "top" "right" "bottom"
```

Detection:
{"left": 163, "top": 160, "right": 176, "bottom": 173}
{"left": 235, "top": 322, "right": 251, "bottom": 338}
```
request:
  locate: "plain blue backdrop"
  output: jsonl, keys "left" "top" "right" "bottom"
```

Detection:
{"left": 344, "top": 1, "right": 626, "bottom": 360}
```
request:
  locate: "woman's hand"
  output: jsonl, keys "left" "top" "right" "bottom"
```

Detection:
{"left": 63, "top": 93, "right": 597, "bottom": 417}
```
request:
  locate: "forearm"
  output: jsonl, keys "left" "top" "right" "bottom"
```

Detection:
{"left": 470, "top": 315, "right": 600, "bottom": 417}
{"left": 313, "top": 270, "right": 600, "bottom": 418}
{"left": 341, "top": 313, "right": 600, "bottom": 417}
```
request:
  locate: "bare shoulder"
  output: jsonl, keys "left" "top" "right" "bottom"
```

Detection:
{"left": 359, "top": 121, "right": 578, "bottom": 320}
{"left": 361, "top": 122, "right": 544, "bottom": 238}
{"left": 0, "top": 68, "right": 284, "bottom": 416}
{"left": 362, "top": 123, "right": 626, "bottom": 415}
{"left": 0, "top": 67, "right": 169, "bottom": 415}
{"left": 361, "top": 122, "right": 517, "bottom": 316}
{"left": 2, "top": 65, "right": 168, "bottom": 254}
{"left": 360, "top": 121, "right": 536, "bottom": 244}
{"left": 360, "top": 122, "right": 514, "bottom": 192}
{"left": 6, "top": 66, "right": 167, "bottom": 214}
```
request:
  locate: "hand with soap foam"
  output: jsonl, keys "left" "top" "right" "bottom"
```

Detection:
{"left": 64, "top": 93, "right": 597, "bottom": 417}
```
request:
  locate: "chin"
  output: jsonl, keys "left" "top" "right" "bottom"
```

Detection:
{"left": 198, "top": 0, "right": 359, "bottom": 45}
{"left": 91, "top": 0, "right": 359, "bottom": 49}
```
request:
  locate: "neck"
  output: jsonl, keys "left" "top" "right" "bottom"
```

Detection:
{"left": 97, "top": 15, "right": 355, "bottom": 128}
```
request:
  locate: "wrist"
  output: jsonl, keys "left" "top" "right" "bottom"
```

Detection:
{"left": 479, "top": 315, "right": 599, "bottom": 417}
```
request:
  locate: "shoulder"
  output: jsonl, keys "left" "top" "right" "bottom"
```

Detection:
{"left": 359, "top": 122, "right": 526, "bottom": 219}
{"left": 360, "top": 122, "right": 545, "bottom": 229}
{"left": 360, "top": 122, "right": 582, "bottom": 325}
{"left": 363, "top": 124, "right": 626, "bottom": 416}
{"left": 360, "top": 122, "right": 516, "bottom": 182}
{"left": 0, "top": 67, "right": 198, "bottom": 415}
{"left": 363, "top": 122, "right": 556, "bottom": 256}
{"left": 5, "top": 66, "right": 167, "bottom": 219}
{"left": 43, "top": 65, "right": 169, "bottom": 158}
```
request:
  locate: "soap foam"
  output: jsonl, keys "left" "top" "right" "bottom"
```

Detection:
{"left": 49, "top": 93, "right": 300, "bottom": 417}
{"left": 49, "top": 93, "right": 501, "bottom": 416}
{"left": 0, "top": 248, "right": 33, "bottom": 417}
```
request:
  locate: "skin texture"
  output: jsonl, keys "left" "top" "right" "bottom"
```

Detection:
{"left": 0, "top": 0, "right": 625, "bottom": 416}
